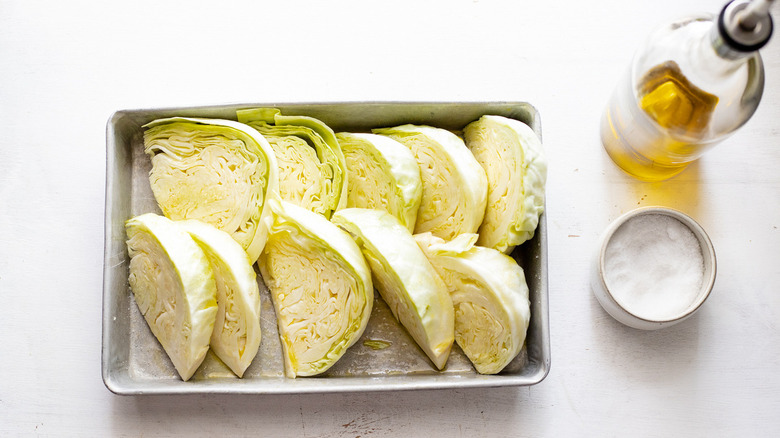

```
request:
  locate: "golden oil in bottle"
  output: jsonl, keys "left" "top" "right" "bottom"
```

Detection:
{"left": 601, "top": 0, "right": 772, "bottom": 182}
{"left": 601, "top": 61, "right": 720, "bottom": 182}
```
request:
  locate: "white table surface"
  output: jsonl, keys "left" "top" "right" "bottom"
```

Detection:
{"left": 2, "top": 0, "right": 779, "bottom": 436}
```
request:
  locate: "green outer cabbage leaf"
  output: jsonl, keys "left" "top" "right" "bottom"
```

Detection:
{"left": 179, "top": 219, "right": 262, "bottom": 378}
{"left": 143, "top": 117, "right": 278, "bottom": 262}
{"left": 257, "top": 201, "right": 373, "bottom": 377}
{"left": 125, "top": 213, "right": 218, "bottom": 381}
{"left": 463, "top": 115, "right": 547, "bottom": 253}
{"left": 374, "top": 125, "right": 487, "bottom": 241}
{"left": 237, "top": 108, "right": 347, "bottom": 219}
{"left": 331, "top": 208, "right": 454, "bottom": 370}
{"left": 414, "top": 232, "right": 530, "bottom": 375}
{"left": 336, "top": 132, "right": 422, "bottom": 233}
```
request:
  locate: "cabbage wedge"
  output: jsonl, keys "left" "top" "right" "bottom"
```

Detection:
{"left": 179, "top": 220, "right": 261, "bottom": 378}
{"left": 374, "top": 125, "right": 487, "bottom": 241}
{"left": 336, "top": 133, "right": 422, "bottom": 233}
{"left": 415, "top": 233, "right": 530, "bottom": 375}
{"left": 332, "top": 208, "right": 454, "bottom": 370}
{"left": 143, "top": 117, "right": 278, "bottom": 261}
{"left": 237, "top": 108, "right": 347, "bottom": 219}
{"left": 257, "top": 201, "right": 373, "bottom": 377}
{"left": 464, "top": 115, "right": 547, "bottom": 253}
{"left": 125, "top": 213, "right": 218, "bottom": 381}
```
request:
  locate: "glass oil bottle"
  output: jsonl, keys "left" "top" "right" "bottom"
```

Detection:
{"left": 601, "top": 0, "right": 775, "bottom": 181}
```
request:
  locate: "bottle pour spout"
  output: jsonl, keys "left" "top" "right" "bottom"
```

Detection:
{"left": 719, "top": 0, "right": 774, "bottom": 51}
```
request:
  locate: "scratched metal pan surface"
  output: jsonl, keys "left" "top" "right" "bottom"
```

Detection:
{"left": 102, "top": 102, "right": 550, "bottom": 395}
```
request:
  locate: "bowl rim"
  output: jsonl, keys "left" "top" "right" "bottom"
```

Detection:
{"left": 595, "top": 206, "right": 717, "bottom": 325}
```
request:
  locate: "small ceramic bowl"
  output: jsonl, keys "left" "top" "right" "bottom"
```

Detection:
{"left": 591, "top": 206, "right": 717, "bottom": 330}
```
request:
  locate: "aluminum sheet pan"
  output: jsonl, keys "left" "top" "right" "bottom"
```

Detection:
{"left": 102, "top": 102, "right": 550, "bottom": 395}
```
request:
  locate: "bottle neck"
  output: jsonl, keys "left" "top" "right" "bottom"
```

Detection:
{"left": 710, "top": 24, "right": 756, "bottom": 60}
{"left": 689, "top": 18, "right": 754, "bottom": 78}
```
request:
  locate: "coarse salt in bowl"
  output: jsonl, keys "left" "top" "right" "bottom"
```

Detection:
{"left": 590, "top": 206, "right": 717, "bottom": 330}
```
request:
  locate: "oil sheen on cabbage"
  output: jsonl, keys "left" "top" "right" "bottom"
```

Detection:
{"left": 601, "top": 61, "right": 719, "bottom": 181}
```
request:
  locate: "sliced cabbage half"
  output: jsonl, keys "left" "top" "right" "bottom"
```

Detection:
{"left": 415, "top": 232, "right": 530, "bottom": 375}
{"left": 257, "top": 201, "right": 373, "bottom": 377}
{"left": 143, "top": 117, "right": 279, "bottom": 261}
{"left": 332, "top": 208, "right": 454, "bottom": 370}
{"left": 463, "top": 115, "right": 547, "bottom": 253}
{"left": 237, "top": 108, "right": 347, "bottom": 219}
{"left": 374, "top": 125, "right": 487, "bottom": 241}
{"left": 179, "top": 219, "right": 261, "bottom": 378}
{"left": 125, "top": 213, "right": 218, "bottom": 381}
{"left": 336, "top": 133, "right": 422, "bottom": 233}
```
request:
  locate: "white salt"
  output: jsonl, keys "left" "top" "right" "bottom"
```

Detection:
{"left": 604, "top": 214, "right": 704, "bottom": 321}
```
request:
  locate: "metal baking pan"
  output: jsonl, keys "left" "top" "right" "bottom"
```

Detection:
{"left": 102, "top": 101, "right": 550, "bottom": 394}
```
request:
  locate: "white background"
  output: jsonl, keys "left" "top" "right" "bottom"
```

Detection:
{"left": 1, "top": 0, "right": 779, "bottom": 436}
